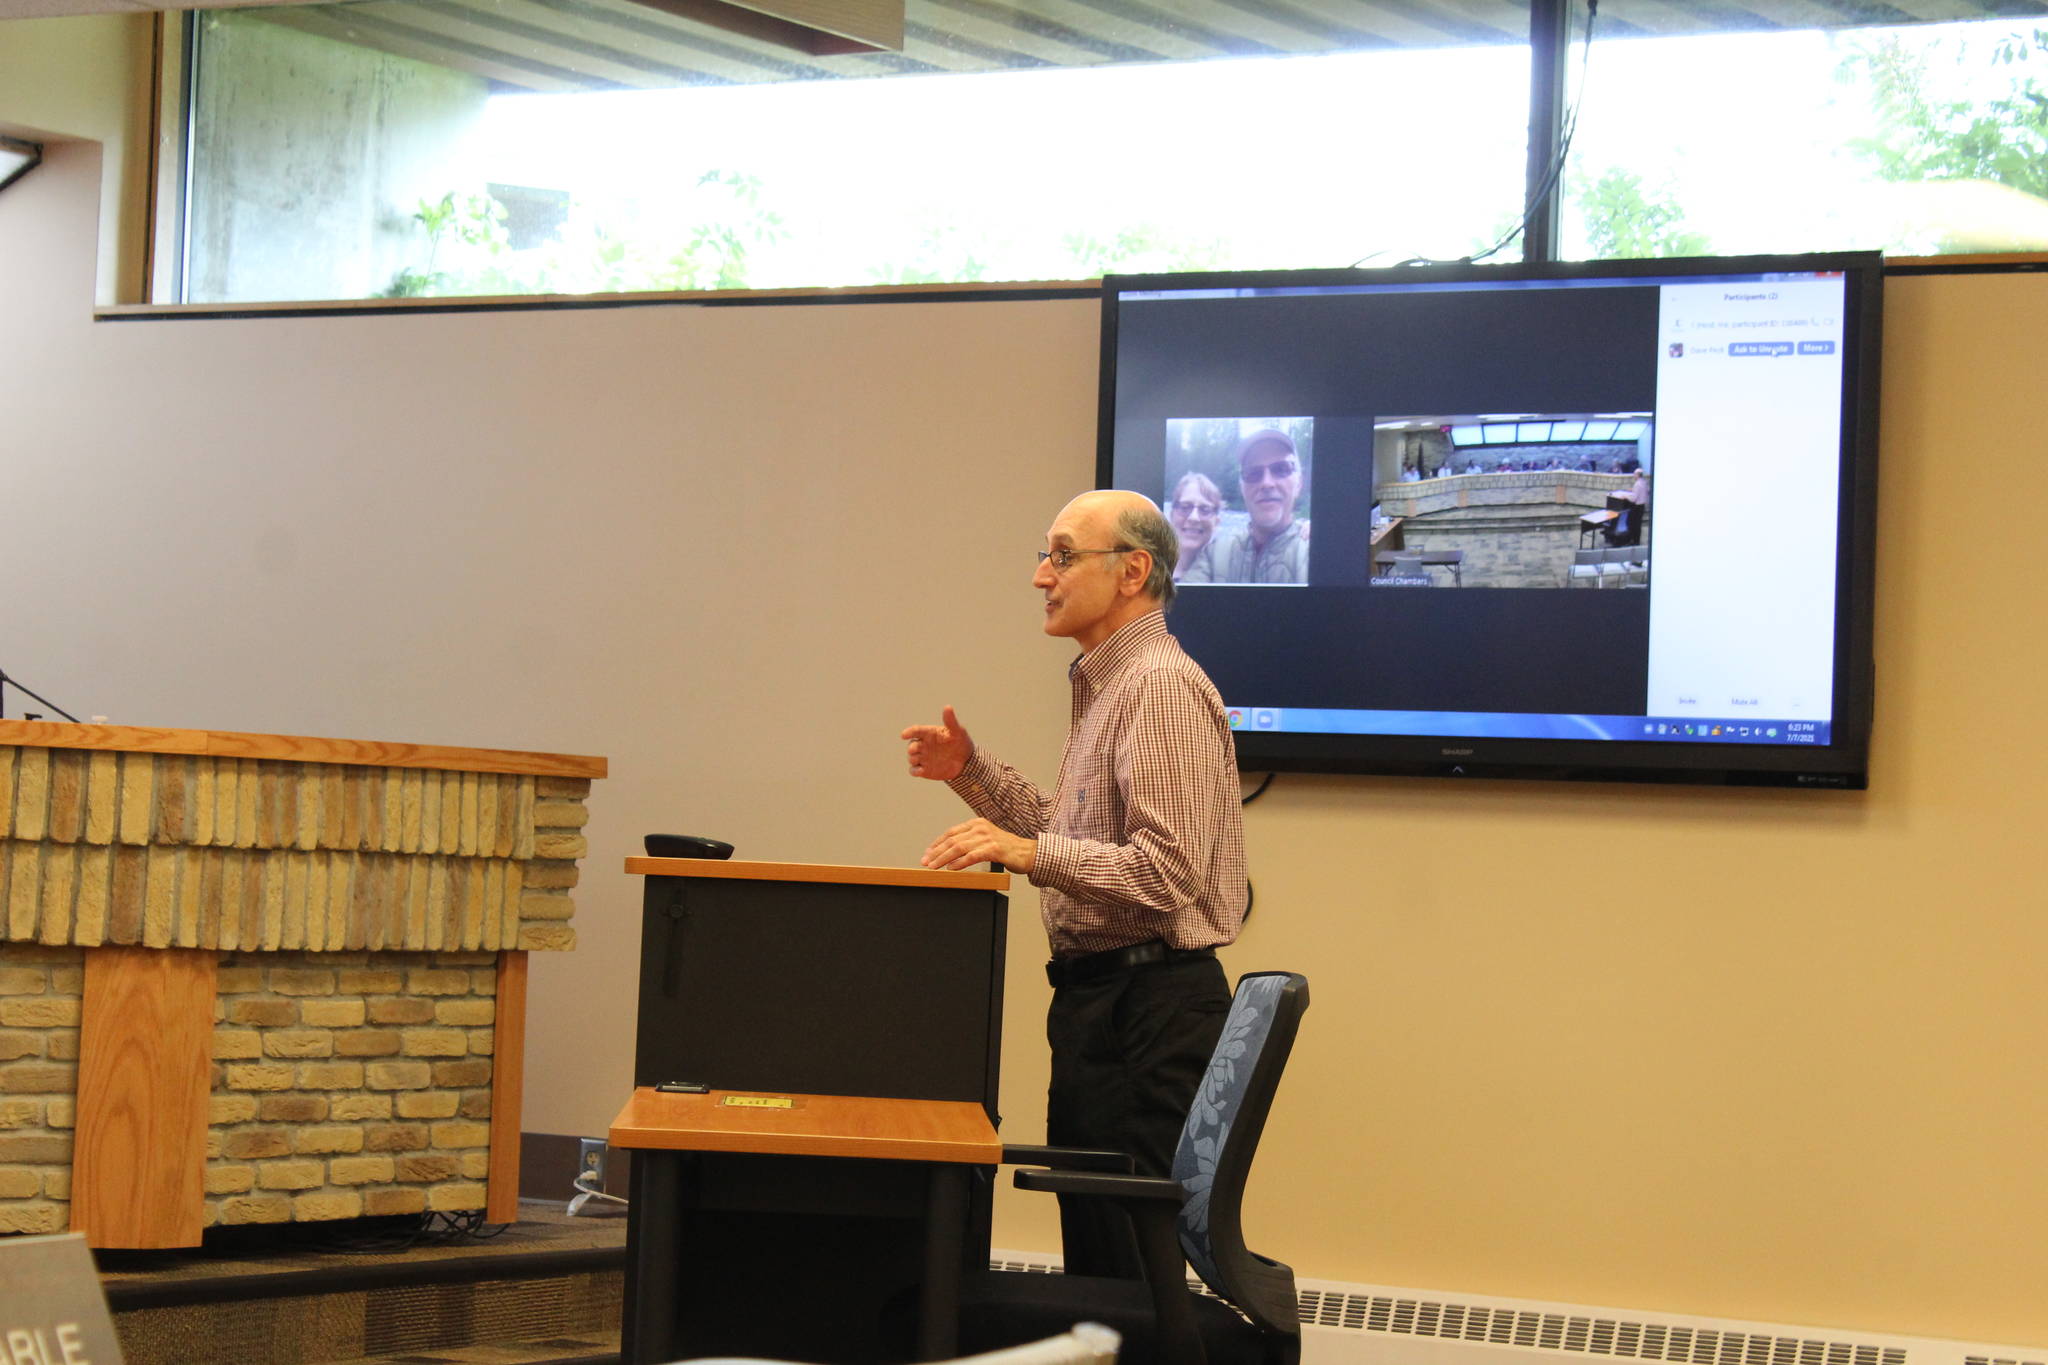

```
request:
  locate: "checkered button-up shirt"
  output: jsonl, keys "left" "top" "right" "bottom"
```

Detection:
{"left": 948, "top": 611, "right": 1248, "bottom": 958}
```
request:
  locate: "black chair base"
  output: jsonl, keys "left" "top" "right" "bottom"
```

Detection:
{"left": 956, "top": 1270, "right": 1298, "bottom": 1365}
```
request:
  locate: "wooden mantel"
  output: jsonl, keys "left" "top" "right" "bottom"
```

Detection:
{"left": 0, "top": 718, "right": 606, "bottom": 779}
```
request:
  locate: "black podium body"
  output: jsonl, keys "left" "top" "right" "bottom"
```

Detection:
{"left": 618, "top": 858, "right": 1009, "bottom": 1365}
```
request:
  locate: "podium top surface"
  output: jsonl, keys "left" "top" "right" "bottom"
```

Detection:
{"left": 623, "top": 857, "right": 1009, "bottom": 891}
{"left": 609, "top": 1087, "right": 1000, "bottom": 1164}
{"left": 0, "top": 718, "right": 606, "bottom": 779}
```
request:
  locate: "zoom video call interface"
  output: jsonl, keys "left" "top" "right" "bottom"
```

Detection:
{"left": 1107, "top": 271, "right": 1851, "bottom": 747}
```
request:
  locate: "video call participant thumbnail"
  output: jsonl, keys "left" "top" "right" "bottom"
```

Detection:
{"left": 1183, "top": 429, "right": 1309, "bottom": 586}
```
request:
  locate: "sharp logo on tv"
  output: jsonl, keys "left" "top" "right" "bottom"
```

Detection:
{"left": 1102, "top": 255, "right": 1880, "bottom": 789}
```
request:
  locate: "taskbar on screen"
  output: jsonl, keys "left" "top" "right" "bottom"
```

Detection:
{"left": 1223, "top": 707, "right": 1832, "bottom": 746}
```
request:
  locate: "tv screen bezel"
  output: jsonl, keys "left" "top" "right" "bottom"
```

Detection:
{"left": 1096, "top": 252, "right": 1882, "bottom": 790}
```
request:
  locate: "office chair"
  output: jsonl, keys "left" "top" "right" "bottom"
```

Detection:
{"left": 672, "top": 1321, "right": 1120, "bottom": 1365}
{"left": 958, "top": 971, "right": 1311, "bottom": 1365}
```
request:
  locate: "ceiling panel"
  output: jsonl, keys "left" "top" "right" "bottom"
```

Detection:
{"left": 8, "top": 0, "right": 2042, "bottom": 84}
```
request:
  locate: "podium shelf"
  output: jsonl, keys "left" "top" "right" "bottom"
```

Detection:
{"left": 609, "top": 1087, "right": 999, "bottom": 1164}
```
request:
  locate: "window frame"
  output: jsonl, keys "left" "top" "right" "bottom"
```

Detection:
{"left": 144, "top": 0, "right": 2048, "bottom": 309}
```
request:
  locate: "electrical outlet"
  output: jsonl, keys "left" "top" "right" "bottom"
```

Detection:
{"left": 578, "top": 1137, "right": 607, "bottom": 1192}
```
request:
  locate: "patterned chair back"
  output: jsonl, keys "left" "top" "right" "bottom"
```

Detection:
{"left": 1168, "top": 970, "right": 1309, "bottom": 1340}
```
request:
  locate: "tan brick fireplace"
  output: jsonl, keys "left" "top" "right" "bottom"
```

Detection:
{"left": 0, "top": 719, "right": 605, "bottom": 1247}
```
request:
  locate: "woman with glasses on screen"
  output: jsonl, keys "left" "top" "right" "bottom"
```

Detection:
{"left": 1166, "top": 471, "right": 1223, "bottom": 583}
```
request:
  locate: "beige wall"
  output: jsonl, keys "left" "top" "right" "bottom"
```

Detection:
{"left": 0, "top": 12, "right": 156, "bottom": 303}
{"left": 3, "top": 109, "right": 2046, "bottom": 1350}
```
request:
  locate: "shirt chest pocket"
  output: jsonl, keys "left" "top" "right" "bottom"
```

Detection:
{"left": 1054, "top": 752, "right": 1120, "bottom": 840}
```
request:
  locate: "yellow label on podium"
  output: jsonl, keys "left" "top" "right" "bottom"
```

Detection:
{"left": 720, "top": 1095, "right": 794, "bottom": 1110}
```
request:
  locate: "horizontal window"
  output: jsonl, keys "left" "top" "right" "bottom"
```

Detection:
{"left": 1563, "top": 10, "right": 2048, "bottom": 260}
{"left": 176, "top": 0, "right": 2048, "bottom": 304}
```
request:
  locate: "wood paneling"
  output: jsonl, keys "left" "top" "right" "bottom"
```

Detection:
{"left": 70, "top": 945, "right": 217, "bottom": 1248}
{"left": 486, "top": 949, "right": 528, "bottom": 1223}
{"left": 623, "top": 857, "right": 1009, "bottom": 891}
{"left": 610, "top": 1086, "right": 999, "bottom": 1164}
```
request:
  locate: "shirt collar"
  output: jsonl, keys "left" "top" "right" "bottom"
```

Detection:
{"left": 1070, "top": 609, "right": 1169, "bottom": 694}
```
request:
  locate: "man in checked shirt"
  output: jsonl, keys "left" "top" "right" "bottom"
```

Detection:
{"left": 903, "top": 488, "right": 1248, "bottom": 1277}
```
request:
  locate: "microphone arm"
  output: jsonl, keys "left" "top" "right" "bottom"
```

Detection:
{"left": 0, "top": 668, "right": 81, "bottom": 723}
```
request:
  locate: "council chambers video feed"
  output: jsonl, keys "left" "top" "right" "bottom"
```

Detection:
{"left": 1369, "top": 414, "right": 1654, "bottom": 590}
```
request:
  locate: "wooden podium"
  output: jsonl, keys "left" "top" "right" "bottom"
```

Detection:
{"left": 616, "top": 858, "right": 1008, "bottom": 1364}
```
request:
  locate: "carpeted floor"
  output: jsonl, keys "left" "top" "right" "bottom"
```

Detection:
{"left": 98, "top": 1201, "right": 627, "bottom": 1365}
{"left": 96, "top": 1200, "right": 626, "bottom": 1288}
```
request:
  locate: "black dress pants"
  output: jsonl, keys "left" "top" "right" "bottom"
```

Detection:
{"left": 1044, "top": 954, "right": 1231, "bottom": 1278}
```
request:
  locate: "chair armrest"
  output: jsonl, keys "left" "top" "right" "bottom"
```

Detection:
{"left": 1013, "top": 1169, "right": 1181, "bottom": 1200}
{"left": 1010, "top": 1168, "right": 1206, "bottom": 1361}
{"left": 999, "top": 1144, "right": 1135, "bottom": 1173}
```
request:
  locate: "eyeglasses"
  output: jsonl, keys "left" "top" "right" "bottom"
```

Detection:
{"left": 1242, "top": 459, "right": 1298, "bottom": 484}
{"left": 1037, "top": 547, "right": 1130, "bottom": 573}
{"left": 1169, "top": 501, "right": 1220, "bottom": 518}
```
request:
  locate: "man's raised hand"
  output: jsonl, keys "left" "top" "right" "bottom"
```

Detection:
{"left": 900, "top": 704, "right": 972, "bottom": 782}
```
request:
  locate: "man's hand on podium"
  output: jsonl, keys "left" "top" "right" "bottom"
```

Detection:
{"left": 921, "top": 817, "right": 1035, "bottom": 875}
{"left": 901, "top": 704, "right": 972, "bottom": 782}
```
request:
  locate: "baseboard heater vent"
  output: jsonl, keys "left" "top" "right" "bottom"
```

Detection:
{"left": 988, "top": 1250, "right": 2045, "bottom": 1365}
{"left": 1294, "top": 1290, "right": 1908, "bottom": 1365}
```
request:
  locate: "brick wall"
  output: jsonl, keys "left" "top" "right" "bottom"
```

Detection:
{"left": 205, "top": 950, "right": 500, "bottom": 1226}
{"left": 1405, "top": 505, "right": 1596, "bottom": 589}
{"left": 1374, "top": 472, "right": 1648, "bottom": 589}
{"left": 517, "top": 781, "right": 587, "bottom": 951}
{"left": 0, "top": 944, "right": 516, "bottom": 1232}
{"left": 0, "top": 944, "right": 83, "bottom": 1234}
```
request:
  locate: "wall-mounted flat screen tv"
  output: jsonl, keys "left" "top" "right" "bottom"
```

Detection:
{"left": 1099, "top": 253, "right": 1881, "bottom": 788}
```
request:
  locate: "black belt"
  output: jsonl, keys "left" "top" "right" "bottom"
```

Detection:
{"left": 1046, "top": 941, "right": 1214, "bottom": 988}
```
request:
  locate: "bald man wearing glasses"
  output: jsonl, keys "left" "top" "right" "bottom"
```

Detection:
{"left": 901, "top": 489, "right": 1247, "bottom": 1278}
